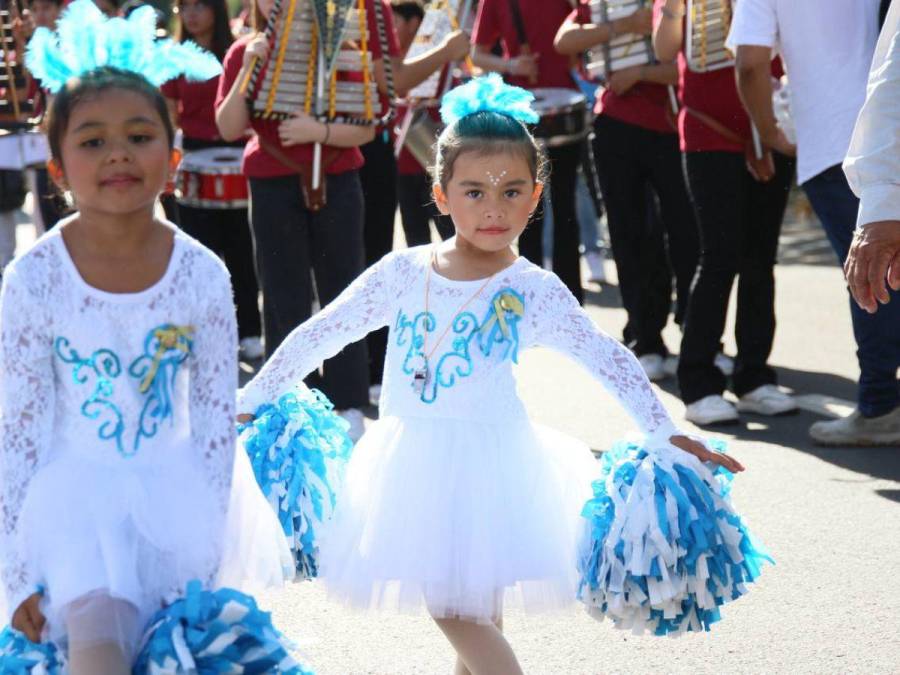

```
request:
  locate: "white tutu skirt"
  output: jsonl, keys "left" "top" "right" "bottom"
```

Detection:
{"left": 16, "top": 447, "right": 290, "bottom": 651}
{"left": 318, "top": 415, "right": 598, "bottom": 622}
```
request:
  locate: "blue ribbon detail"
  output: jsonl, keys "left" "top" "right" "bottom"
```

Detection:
{"left": 54, "top": 336, "right": 127, "bottom": 455}
{"left": 394, "top": 287, "right": 525, "bottom": 404}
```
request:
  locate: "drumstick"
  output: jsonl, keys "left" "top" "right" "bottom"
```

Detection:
{"left": 750, "top": 122, "right": 763, "bottom": 160}
{"left": 312, "top": 49, "right": 325, "bottom": 191}
{"left": 519, "top": 44, "right": 538, "bottom": 86}
{"left": 667, "top": 85, "right": 679, "bottom": 116}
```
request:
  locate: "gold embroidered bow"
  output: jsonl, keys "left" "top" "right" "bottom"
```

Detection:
{"left": 480, "top": 291, "right": 524, "bottom": 342}
{"left": 139, "top": 325, "right": 194, "bottom": 393}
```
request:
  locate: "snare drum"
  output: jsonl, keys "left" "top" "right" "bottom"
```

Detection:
{"left": 0, "top": 129, "right": 49, "bottom": 170}
{"left": 176, "top": 147, "right": 248, "bottom": 209}
{"left": 530, "top": 89, "right": 589, "bottom": 148}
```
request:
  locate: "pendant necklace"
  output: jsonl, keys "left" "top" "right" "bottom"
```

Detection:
{"left": 412, "top": 248, "right": 499, "bottom": 396}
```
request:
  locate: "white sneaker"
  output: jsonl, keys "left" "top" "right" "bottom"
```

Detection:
{"left": 368, "top": 384, "right": 382, "bottom": 407}
{"left": 583, "top": 251, "right": 606, "bottom": 284}
{"left": 809, "top": 407, "right": 900, "bottom": 447}
{"left": 736, "top": 385, "right": 797, "bottom": 416}
{"left": 239, "top": 336, "right": 264, "bottom": 360}
{"left": 337, "top": 407, "right": 366, "bottom": 443}
{"left": 638, "top": 354, "right": 666, "bottom": 382}
{"left": 714, "top": 352, "right": 735, "bottom": 377}
{"left": 685, "top": 395, "right": 739, "bottom": 426}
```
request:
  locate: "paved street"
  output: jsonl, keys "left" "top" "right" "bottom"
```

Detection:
{"left": 13, "top": 195, "right": 899, "bottom": 674}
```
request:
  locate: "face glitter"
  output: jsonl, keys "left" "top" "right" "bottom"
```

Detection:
{"left": 486, "top": 170, "right": 507, "bottom": 187}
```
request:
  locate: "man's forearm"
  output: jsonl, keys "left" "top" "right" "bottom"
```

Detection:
{"left": 735, "top": 54, "right": 778, "bottom": 142}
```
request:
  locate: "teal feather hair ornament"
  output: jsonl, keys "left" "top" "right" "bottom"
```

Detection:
{"left": 25, "top": 0, "right": 222, "bottom": 94}
{"left": 440, "top": 73, "right": 539, "bottom": 126}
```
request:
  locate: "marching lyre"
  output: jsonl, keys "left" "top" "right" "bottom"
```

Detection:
{"left": 685, "top": 0, "right": 734, "bottom": 73}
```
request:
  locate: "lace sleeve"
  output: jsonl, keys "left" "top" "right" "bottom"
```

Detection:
{"left": 237, "top": 254, "right": 393, "bottom": 413}
{"left": 529, "top": 275, "right": 678, "bottom": 441}
{"left": 0, "top": 266, "right": 54, "bottom": 619}
{"left": 189, "top": 263, "right": 238, "bottom": 518}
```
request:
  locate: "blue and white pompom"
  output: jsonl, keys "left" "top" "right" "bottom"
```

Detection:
{"left": 577, "top": 439, "right": 773, "bottom": 636}
{"left": 134, "top": 581, "right": 313, "bottom": 674}
{"left": 440, "top": 73, "right": 539, "bottom": 125}
{"left": 0, "top": 625, "right": 66, "bottom": 673}
{"left": 238, "top": 386, "right": 353, "bottom": 579}
{"left": 26, "top": 0, "right": 221, "bottom": 93}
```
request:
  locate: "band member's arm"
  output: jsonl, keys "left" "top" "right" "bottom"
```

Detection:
{"left": 471, "top": 44, "right": 539, "bottom": 80}
{"left": 216, "top": 34, "right": 268, "bottom": 141}
{"left": 734, "top": 46, "right": 794, "bottom": 155}
{"left": 554, "top": 8, "right": 651, "bottom": 55}
{"left": 164, "top": 98, "right": 179, "bottom": 130}
{"left": 278, "top": 114, "right": 376, "bottom": 148}
{"left": 652, "top": 0, "right": 685, "bottom": 63}
{"left": 377, "top": 30, "right": 471, "bottom": 97}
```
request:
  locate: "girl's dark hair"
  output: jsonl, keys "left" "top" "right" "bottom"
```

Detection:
{"left": 432, "top": 111, "right": 547, "bottom": 189}
{"left": 175, "top": 0, "right": 234, "bottom": 62}
{"left": 45, "top": 67, "right": 175, "bottom": 163}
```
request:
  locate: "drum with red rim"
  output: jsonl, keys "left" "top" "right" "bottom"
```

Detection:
{"left": 176, "top": 147, "right": 248, "bottom": 209}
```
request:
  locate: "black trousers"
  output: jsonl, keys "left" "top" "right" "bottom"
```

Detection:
{"left": 397, "top": 171, "right": 454, "bottom": 246}
{"left": 592, "top": 115, "right": 698, "bottom": 356}
{"left": 519, "top": 141, "right": 583, "bottom": 304}
{"left": 248, "top": 171, "right": 369, "bottom": 410}
{"left": 33, "top": 167, "right": 70, "bottom": 230}
{"left": 677, "top": 150, "right": 794, "bottom": 403}
{"left": 360, "top": 134, "right": 398, "bottom": 386}
{"left": 176, "top": 202, "right": 262, "bottom": 339}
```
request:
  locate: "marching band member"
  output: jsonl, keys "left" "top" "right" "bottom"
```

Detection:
{"left": 556, "top": 1, "right": 698, "bottom": 382}
{"left": 164, "top": 0, "right": 264, "bottom": 360}
{"left": 653, "top": 0, "right": 797, "bottom": 425}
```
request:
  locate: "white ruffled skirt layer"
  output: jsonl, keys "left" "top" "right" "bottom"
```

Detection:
{"left": 318, "top": 415, "right": 598, "bottom": 622}
{"left": 17, "top": 446, "right": 290, "bottom": 653}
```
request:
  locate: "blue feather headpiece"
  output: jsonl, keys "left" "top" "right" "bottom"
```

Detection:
{"left": 26, "top": 0, "right": 222, "bottom": 94}
{"left": 440, "top": 74, "right": 539, "bottom": 126}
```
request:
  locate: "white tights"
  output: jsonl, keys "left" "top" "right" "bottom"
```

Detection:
{"left": 65, "top": 593, "right": 142, "bottom": 675}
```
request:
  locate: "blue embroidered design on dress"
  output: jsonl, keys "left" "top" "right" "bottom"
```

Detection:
{"left": 394, "top": 288, "right": 525, "bottom": 403}
{"left": 54, "top": 324, "right": 193, "bottom": 456}
{"left": 54, "top": 337, "right": 127, "bottom": 454}
{"left": 128, "top": 325, "right": 194, "bottom": 448}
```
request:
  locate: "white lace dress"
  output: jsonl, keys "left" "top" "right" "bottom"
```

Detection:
{"left": 238, "top": 246, "right": 679, "bottom": 621}
{"left": 0, "top": 228, "right": 283, "bottom": 645}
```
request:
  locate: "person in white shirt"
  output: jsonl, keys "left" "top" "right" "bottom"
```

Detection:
{"left": 729, "top": 0, "right": 899, "bottom": 447}
{"left": 844, "top": 0, "right": 900, "bottom": 316}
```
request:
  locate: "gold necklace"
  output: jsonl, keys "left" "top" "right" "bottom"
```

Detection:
{"left": 412, "top": 249, "right": 499, "bottom": 396}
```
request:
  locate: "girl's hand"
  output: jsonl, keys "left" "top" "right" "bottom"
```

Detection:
{"left": 669, "top": 434, "right": 745, "bottom": 473}
{"left": 242, "top": 34, "right": 270, "bottom": 69}
{"left": 237, "top": 413, "right": 255, "bottom": 424}
{"left": 278, "top": 113, "right": 324, "bottom": 146}
{"left": 12, "top": 593, "right": 45, "bottom": 642}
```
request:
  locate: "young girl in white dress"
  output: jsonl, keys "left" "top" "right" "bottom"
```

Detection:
{"left": 237, "top": 75, "right": 747, "bottom": 674}
{"left": 0, "top": 3, "right": 294, "bottom": 672}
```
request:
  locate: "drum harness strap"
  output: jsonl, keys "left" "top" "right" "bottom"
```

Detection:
{"left": 257, "top": 134, "right": 341, "bottom": 213}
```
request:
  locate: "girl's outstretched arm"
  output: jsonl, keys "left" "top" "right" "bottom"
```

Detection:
{"left": 530, "top": 274, "right": 679, "bottom": 444}
{"left": 237, "top": 255, "right": 395, "bottom": 415}
{"left": 0, "top": 265, "right": 54, "bottom": 621}
{"left": 189, "top": 257, "right": 239, "bottom": 550}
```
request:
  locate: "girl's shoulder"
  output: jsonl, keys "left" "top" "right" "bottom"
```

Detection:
{"left": 2, "top": 226, "right": 67, "bottom": 296}
{"left": 172, "top": 227, "right": 231, "bottom": 289}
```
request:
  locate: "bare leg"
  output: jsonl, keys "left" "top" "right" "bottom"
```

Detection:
{"left": 450, "top": 613, "right": 506, "bottom": 675}
{"left": 66, "top": 594, "right": 140, "bottom": 675}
